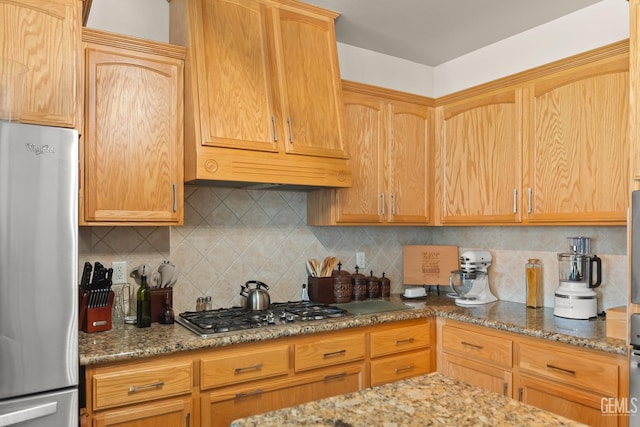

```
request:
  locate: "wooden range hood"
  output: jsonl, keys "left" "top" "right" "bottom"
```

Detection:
{"left": 170, "top": 0, "right": 352, "bottom": 191}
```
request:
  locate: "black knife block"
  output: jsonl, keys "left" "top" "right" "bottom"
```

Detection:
{"left": 79, "top": 290, "right": 114, "bottom": 333}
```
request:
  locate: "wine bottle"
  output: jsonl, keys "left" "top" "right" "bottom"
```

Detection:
{"left": 136, "top": 272, "right": 151, "bottom": 328}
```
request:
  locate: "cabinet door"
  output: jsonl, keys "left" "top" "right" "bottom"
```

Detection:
{"left": 386, "top": 100, "right": 431, "bottom": 224}
{"left": 438, "top": 89, "right": 522, "bottom": 224}
{"left": 273, "top": 6, "right": 347, "bottom": 159}
{"left": 202, "top": 365, "right": 363, "bottom": 427}
{"left": 524, "top": 56, "right": 629, "bottom": 224}
{"left": 517, "top": 375, "right": 617, "bottom": 427}
{"left": 92, "top": 396, "right": 192, "bottom": 427}
{"left": 442, "top": 352, "right": 512, "bottom": 397}
{"left": 83, "top": 42, "right": 184, "bottom": 224}
{"left": 194, "top": 0, "right": 278, "bottom": 152}
{"left": 333, "top": 90, "right": 385, "bottom": 223}
{"left": 0, "top": 0, "right": 79, "bottom": 127}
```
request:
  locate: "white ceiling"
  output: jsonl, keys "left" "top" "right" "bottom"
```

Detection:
{"left": 304, "top": 0, "right": 605, "bottom": 66}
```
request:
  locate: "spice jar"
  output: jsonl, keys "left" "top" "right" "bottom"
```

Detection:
{"left": 332, "top": 263, "right": 352, "bottom": 303}
{"left": 380, "top": 272, "right": 390, "bottom": 297}
{"left": 351, "top": 266, "right": 367, "bottom": 301}
{"left": 526, "top": 258, "right": 543, "bottom": 308}
{"left": 367, "top": 271, "right": 380, "bottom": 299}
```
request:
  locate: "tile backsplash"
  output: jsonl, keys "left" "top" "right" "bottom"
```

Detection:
{"left": 79, "top": 186, "right": 627, "bottom": 314}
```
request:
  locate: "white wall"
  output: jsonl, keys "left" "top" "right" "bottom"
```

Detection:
{"left": 86, "top": 0, "right": 629, "bottom": 97}
{"left": 86, "top": 0, "right": 169, "bottom": 42}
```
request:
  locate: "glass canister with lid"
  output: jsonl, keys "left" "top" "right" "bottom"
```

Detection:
{"left": 525, "top": 258, "right": 543, "bottom": 308}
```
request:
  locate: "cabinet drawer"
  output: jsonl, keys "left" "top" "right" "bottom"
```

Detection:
{"left": 295, "top": 333, "right": 365, "bottom": 372}
{"left": 370, "top": 323, "right": 430, "bottom": 358}
{"left": 92, "top": 361, "right": 192, "bottom": 410}
{"left": 518, "top": 342, "right": 618, "bottom": 396}
{"left": 370, "top": 349, "right": 432, "bottom": 386}
{"left": 201, "top": 344, "right": 290, "bottom": 390}
{"left": 442, "top": 324, "right": 512, "bottom": 368}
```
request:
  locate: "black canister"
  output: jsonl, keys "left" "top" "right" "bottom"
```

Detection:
{"left": 367, "top": 271, "right": 380, "bottom": 299}
{"left": 332, "top": 263, "right": 352, "bottom": 303}
{"left": 380, "top": 272, "right": 391, "bottom": 297}
{"left": 351, "top": 266, "right": 367, "bottom": 301}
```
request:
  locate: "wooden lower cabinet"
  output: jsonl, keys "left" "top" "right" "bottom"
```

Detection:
{"left": 92, "top": 396, "right": 192, "bottom": 427}
{"left": 83, "top": 318, "right": 436, "bottom": 427}
{"left": 441, "top": 352, "right": 512, "bottom": 397}
{"left": 517, "top": 375, "right": 618, "bottom": 427}
{"left": 201, "top": 364, "right": 364, "bottom": 427}
{"left": 438, "top": 319, "right": 628, "bottom": 427}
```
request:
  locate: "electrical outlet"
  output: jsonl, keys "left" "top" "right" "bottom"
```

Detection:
{"left": 112, "top": 261, "right": 128, "bottom": 284}
{"left": 356, "top": 252, "right": 365, "bottom": 269}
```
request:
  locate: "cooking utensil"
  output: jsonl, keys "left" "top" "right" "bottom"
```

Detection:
{"left": 159, "top": 261, "right": 175, "bottom": 287}
{"left": 306, "top": 259, "right": 317, "bottom": 277}
{"left": 308, "top": 258, "right": 320, "bottom": 277}
{"left": 240, "top": 280, "right": 271, "bottom": 311}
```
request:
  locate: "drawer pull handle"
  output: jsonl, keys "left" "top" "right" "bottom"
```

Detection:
{"left": 460, "top": 341, "right": 483, "bottom": 350}
{"left": 395, "top": 338, "right": 415, "bottom": 345}
{"left": 234, "top": 363, "right": 263, "bottom": 374}
{"left": 129, "top": 381, "right": 165, "bottom": 393}
{"left": 323, "top": 349, "right": 346, "bottom": 358}
{"left": 546, "top": 364, "right": 576, "bottom": 376}
{"left": 503, "top": 382, "right": 508, "bottom": 396}
{"left": 324, "top": 372, "right": 347, "bottom": 382}
{"left": 235, "top": 389, "right": 264, "bottom": 399}
{"left": 518, "top": 387, "right": 523, "bottom": 401}
{"left": 395, "top": 365, "right": 414, "bottom": 374}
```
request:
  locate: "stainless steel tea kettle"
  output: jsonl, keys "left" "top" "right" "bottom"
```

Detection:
{"left": 240, "top": 280, "right": 271, "bottom": 311}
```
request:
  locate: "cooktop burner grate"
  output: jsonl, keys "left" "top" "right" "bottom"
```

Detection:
{"left": 177, "top": 301, "right": 348, "bottom": 336}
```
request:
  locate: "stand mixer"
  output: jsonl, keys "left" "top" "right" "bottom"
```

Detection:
{"left": 553, "top": 237, "right": 601, "bottom": 319}
{"left": 449, "top": 250, "right": 497, "bottom": 306}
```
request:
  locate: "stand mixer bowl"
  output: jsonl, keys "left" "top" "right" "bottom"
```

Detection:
{"left": 449, "top": 270, "right": 486, "bottom": 300}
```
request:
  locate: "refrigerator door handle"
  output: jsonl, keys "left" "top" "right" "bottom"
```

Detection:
{"left": 0, "top": 401, "right": 57, "bottom": 426}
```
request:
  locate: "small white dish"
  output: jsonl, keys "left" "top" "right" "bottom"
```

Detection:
{"left": 403, "top": 287, "right": 427, "bottom": 298}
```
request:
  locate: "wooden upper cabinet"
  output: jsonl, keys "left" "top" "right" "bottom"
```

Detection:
{"left": 333, "top": 90, "right": 386, "bottom": 223}
{"left": 307, "top": 82, "right": 432, "bottom": 226}
{"left": 523, "top": 55, "right": 629, "bottom": 224}
{"left": 437, "top": 89, "right": 522, "bottom": 224}
{"left": 386, "top": 99, "right": 431, "bottom": 224}
{"left": 274, "top": 6, "right": 346, "bottom": 158}
{"left": 82, "top": 29, "right": 185, "bottom": 225}
{"left": 0, "top": 0, "right": 80, "bottom": 127}
{"left": 193, "top": 0, "right": 277, "bottom": 152}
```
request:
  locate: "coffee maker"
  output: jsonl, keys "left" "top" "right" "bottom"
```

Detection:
{"left": 553, "top": 237, "right": 601, "bottom": 319}
{"left": 449, "top": 250, "right": 497, "bottom": 306}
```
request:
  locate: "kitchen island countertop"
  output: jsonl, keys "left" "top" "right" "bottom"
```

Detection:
{"left": 230, "top": 373, "right": 585, "bottom": 427}
{"left": 79, "top": 293, "right": 626, "bottom": 365}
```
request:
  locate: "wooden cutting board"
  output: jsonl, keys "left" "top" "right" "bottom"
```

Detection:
{"left": 403, "top": 245, "right": 459, "bottom": 286}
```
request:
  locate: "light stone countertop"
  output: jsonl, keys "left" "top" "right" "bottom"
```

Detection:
{"left": 230, "top": 373, "right": 585, "bottom": 427}
{"left": 79, "top": 293, "right": 626, "bottom": 366}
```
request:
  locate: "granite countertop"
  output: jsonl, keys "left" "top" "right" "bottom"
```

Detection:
{"left": 230, "top": 373, "right": 585, "bottom": 427}
{"left": 78, "top": 293, "right": 627, "bottom": 366}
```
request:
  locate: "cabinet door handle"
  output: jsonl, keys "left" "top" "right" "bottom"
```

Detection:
{"left": 235, "top": 389, "right": 264, "bottom": 399}
{"left": 129, "top": 381, "right": 165, "bottom": 393}
{"left": 518, "top": 387, "right": 523, "bottom": 401}
{"left": 234, "top": 363, "right": 263, "bottom": 374}
{"left": 287, "top": 117, "right": 294, "bottom": 143}
{"left": 395, "top": 365, "right": 414, "bottom": 374}
{"left": 546, "top": 364, "right": 576, "bottom": 376}
{"left": 395, "top": 337, "right": 415, "bottom": 345}
{"left": 391, "top": 193, "right": 396, "bottom": 215}
{"left": 323, "top": 349, "right": 346, "bottom": 358}
{"left": 271, "top": 115, "right": 278, "bottom": 142}
{"left": 173, "top": 182, "right": 178, "bottom": 212}
{"left": 380, "top": 193, "right": 385, "bottom": 215}
{"left": 512, "top": 188, "right": 517, "bottom": 213}
{"left": 503, "top": 382, "right": 508, "bottom": 396}
{"left": 460, "top": 341, "right": 483, "bottom": 350}
{"left": 324, "top": 372, "right": 347, "bottom": 382}
{"left": 527, "top": 187, "right": 532, "bottom": 213}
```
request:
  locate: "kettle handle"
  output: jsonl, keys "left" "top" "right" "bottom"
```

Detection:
{"left": 589, "top": 255, "right": 602, "bottom": 288}
{"left": 245, "top": 280, "right": 269, "bottom": 290}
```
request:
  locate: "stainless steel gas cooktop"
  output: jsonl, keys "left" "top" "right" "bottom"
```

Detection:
{"left": 177, "top": 301, "right": 348, "bottom": 336}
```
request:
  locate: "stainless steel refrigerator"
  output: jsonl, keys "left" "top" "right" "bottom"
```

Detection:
{"left": 0, "top": 122, "right": 78, "bottom": 426}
